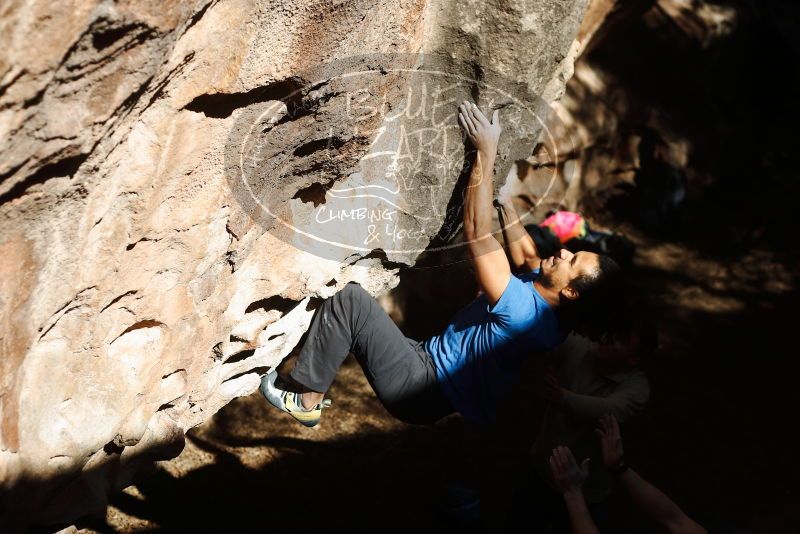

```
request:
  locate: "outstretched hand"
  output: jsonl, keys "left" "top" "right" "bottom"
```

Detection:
{"left": 596, "top": 414, "right": 625, "bottom": 469}
{"left": 458, "top": 101, "right": 502, "bottom": 156}
{"left": 550, "top": 446, "right": 590, "bottom": 494}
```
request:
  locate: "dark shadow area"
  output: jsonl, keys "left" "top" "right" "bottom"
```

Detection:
{"left": 579, "top": 0, "right": 800, "bottom": 261}
{"left": 183, "top": 77, "right": 306, "bottom": 119}
{"left": 100, "top": 369, "right": 550, "bottom": 533}
{"left": 108, "top": 423, "right": 476, "bottom": 532}
{"left": 605, "top": 126, "right": 688, "bottom": 238}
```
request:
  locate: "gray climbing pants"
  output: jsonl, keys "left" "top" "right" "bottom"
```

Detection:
{"left": 290, "top": 282, "right": 453, "bottom": 424}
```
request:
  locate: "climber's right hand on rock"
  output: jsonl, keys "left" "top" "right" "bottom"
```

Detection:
{"left": 458, "top": 101, "right": 502, "bottom": 156}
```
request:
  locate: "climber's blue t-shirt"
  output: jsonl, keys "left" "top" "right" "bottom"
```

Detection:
{"left": 424, "top": 270, "right": 562, "bottom": 424}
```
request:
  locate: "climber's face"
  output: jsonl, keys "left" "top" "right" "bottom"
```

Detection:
{"left": 538, "top": 249, "right": 600, "bottom": 301}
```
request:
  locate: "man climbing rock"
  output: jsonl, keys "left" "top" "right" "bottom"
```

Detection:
{"left": 260, "top": 101, "right": 620, "bottom": 426}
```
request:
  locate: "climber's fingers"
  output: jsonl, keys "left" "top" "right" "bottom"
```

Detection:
{"left": 459, "top": 103, "right": 477, "bottom": 137}
{"left": 461, "top": 100, "right": 480, "bottom": 131}
{"left": 458, "top": 113, "right": 471, "bottom": 137}
{"left": 468, "top": 102, "right": 490, "bottom": 127}
{"left": 460, "top": 114, "right": 477, "bottom": 139}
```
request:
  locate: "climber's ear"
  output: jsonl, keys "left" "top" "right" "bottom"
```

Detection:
{"left": 560, "top": 285, "right": 579, "bottom": 301}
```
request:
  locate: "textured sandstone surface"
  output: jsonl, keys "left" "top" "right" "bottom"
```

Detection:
{"left": 0, "top": 0, "right": 589, "bottom": 528}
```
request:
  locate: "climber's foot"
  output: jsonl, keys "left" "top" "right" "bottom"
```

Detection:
{"left": 259, "top": 370, "right": 331, "bottom": 427}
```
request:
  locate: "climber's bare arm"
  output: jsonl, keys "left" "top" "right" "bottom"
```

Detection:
{"left": 459, "top": 101, "right": 510, "bottom": 306}
{"left": 496, "top": 197, "right": 541, "bottom": 273}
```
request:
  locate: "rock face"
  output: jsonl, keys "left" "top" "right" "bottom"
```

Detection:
{"left": 0, "top": 0, "right": 589, "bottom": 528}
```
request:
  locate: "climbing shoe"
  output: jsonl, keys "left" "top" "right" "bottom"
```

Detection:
{"left": 259, "top": 369, "right": 331, "bottom": 428}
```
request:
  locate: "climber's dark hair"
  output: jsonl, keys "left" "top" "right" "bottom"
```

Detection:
{"left": 560, "top": 254, "right": 621, "bottom": 333}
{"left": 571, "top": 254, "right": 620, "bottom": 303}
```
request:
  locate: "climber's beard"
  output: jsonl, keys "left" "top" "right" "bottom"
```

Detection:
{"left": 538, "top": 263, "right": 556, "bottom": 290}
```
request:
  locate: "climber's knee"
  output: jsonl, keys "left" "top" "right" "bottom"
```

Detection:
{"left": 331, "top": 282, "right": 376, "bottom": 321}
{"left": 338, "top": 281, "right": 369, "bottom": 302}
